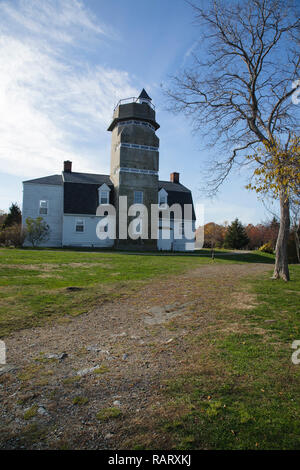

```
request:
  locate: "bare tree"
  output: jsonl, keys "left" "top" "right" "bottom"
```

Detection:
{"left": 165, "top": 0, "right": 300, "bottom": 280}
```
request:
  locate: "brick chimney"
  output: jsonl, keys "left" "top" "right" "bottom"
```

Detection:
{"left": 170, "top": 172, "right": 179, "bottom": 184}
{"left": 64, "top": 160, "right": 72, "bottom": 172}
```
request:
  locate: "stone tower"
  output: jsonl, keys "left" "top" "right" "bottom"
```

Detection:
{"left": 108, "top": 89, "right": 160, "bottom": 249}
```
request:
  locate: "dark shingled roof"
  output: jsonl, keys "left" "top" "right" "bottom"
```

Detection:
{"left": 158, "top": 180, "right": 190, "bottom": 193}
{"left": 159, "top": 181, "right": 195, "bottom": 220}
{"left": 64, "top": 182, "right": 114, "bottom": 215}
{"left": 138, "top": 88, "right": 152, "bottom": 101}
{"left": 23, "top": 171, "right": 195, "bottom": 219}
{"left": 62, "top": 171, "right": 112, "bottom": 185}
{"left": 23, "top": 174, "right": 63, "bottom": 185}
{"left": 164, "top": 191, "right": 195, "bottom": 220}
{"left": 62, "top": 172, "right": 113, "bottom": 215}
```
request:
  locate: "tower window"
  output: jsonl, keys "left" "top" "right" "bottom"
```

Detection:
{"left": 75, "top": 219, "right": 84, "bottom": 233}
{"left": 39, "top": 200, "right": 48, "bottom": 215}
{"left": 134, "top": 191, "right": 143, "bottom": 204}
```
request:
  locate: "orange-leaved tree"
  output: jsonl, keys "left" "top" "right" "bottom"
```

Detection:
{"left": 246, "top": 135, "right": 300, "bottom": 280}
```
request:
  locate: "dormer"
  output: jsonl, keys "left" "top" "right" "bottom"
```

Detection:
{"left": 158, "top": 188, "right": 168, "bottom": 208}
{"left": 98, "top": 183, "right": 111, "bottom": 205}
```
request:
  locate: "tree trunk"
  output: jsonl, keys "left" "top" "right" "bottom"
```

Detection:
{"left": 273, "top": 193, "right": 290, "bottom": 281}
{"left": 294, "top": 228, "right": 300, "bottom": 264}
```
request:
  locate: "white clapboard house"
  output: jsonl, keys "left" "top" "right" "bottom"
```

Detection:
{"left": 22, "top": 90, "right": 195, "bottom": 251}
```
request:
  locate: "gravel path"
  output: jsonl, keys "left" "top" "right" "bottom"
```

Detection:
{"left": 0, "top": 263, "right": 271, "bottom": 449}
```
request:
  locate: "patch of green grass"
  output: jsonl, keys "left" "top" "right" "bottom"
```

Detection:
{"left": 23, "top": 405, "right": 38, "bottom": 420}
{"left": 139, "top": 265, "right": 300, "bottom": 450}
{"left": 96, "top": 407, "right": 121, "bottom": 422}
{"left": 17, "top": 363, "right": 54, "bottom": 389}
{"left": 62, "top": 376, "right": 81, "bottom": 385}
{"left": 18, "top": 364, "right": 43, "bottom": 382}
{"left": 0, "top": 247, "right": 273, "bottom": 337}
{"left": 72, "top": 396, "right": 89, "bottom": 406}
{"left": 94, "top": 365, "right": 110, "bottom": 374}
{"left": 240, "top": 265, "right": 300, "bottom": 342}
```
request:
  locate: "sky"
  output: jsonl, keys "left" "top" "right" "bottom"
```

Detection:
{"left": 0, "top": 0, "right": 286, "bottom": 225}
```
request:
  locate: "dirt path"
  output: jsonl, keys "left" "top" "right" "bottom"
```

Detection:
{"left": 0, "top": 263, "right": 271, "bottom": 449}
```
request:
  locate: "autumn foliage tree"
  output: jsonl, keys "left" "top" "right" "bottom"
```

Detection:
{"left": 166, "top": 0, "right": 300, "bottom": 280}
{"left": 199, "top": 218, "right": 281, "bottom": 251}
{"left": 245, "top": 224, "right": 265, "bottom": 250}
{"left": 204, "top": 222, "right": 225, "bottom": 248}
{"left": 247, "top": 135, "right": 300, "bottom": 279}
{"left": 246, "top": 217, "right": 280, "bottom": 250}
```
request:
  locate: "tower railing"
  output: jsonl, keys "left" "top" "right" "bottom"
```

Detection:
{"left": 113, "top": 97, "right": 155, "bottom": 111}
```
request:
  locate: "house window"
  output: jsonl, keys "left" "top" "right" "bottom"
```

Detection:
{"left": 180, "top": 221, "right": 185, "bottom": 236}
{"left": 159, "top": 193, "right": 167, "bottom": 207}
{"left": 39, "top": 200, "right": 48, "bottom": 215}
{"left": 75, "top": 219, "right": 84, "bottom": 233}
{"left": 100, "top": 190, "right": 109, "bottom": 205}
{"left": 134, "top": 191, "right": 143, "bottom": 204}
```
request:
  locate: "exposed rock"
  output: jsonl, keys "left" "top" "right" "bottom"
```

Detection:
{"left": 111, "top": 332, "right": 127, "bottom": 338}
{"left": 144, "top": 304, "right": 189, "bottom": 325}
{"left": 86, "top": 347, "right": 110, "bottom": 355}
{"left": 37, "top": 406, "right": 48, "bottom": 416}
{"left": 149, "top": 306, "right": 164, "bottom": 315}
{"left": 77, "top": 365, "right": 100, "bottom": 377}
{"left": 0, "top": 364, "right": 17, "bottom": 376}
{"left": 86, "top": 345, "right": 101, "bottom": 353}
{"left": 45, "top": 352, "right": 68, "bottom": 361}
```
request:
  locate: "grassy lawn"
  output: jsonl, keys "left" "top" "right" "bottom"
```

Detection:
{"left": 133, "top": 264, "right": 300, "bottom": 450}
{"left": 0, "top": 248, "right": 273, "bottom": 338}
{"left": 1, "top": 247, "right": 300, "bottom": 449}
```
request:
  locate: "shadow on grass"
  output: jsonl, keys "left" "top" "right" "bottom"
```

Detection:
{"left": 211, "top": 252, "right": 275, "bottom": 264}
{"left": 19, "top": 246, "right": 275, "bottom": 263}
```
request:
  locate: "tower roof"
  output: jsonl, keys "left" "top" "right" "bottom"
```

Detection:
{"left": 107, "top": 88, "right": 159, "bottom": 131}
{"left": 138, "top": 88, "right": 152, "bottom": 101}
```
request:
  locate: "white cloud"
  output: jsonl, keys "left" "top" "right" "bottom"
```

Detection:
{"left": 0, "top": 0, "right": 107, "bottom": 41}
{"left": 0, "top": 0, "right": 136, "bottom": 179}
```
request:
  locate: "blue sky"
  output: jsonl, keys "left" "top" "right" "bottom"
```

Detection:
{"left": 0, "top": 0, "right": 281, "bottom": 225}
